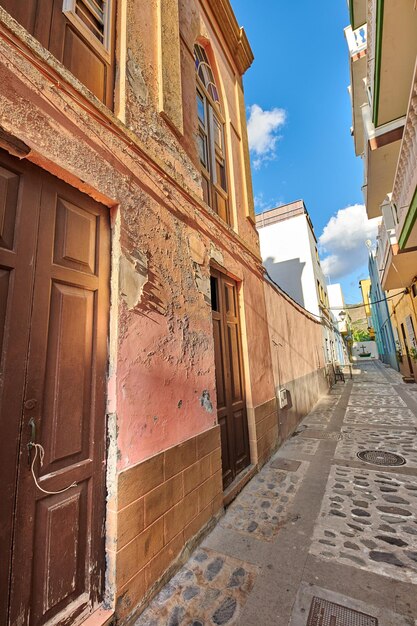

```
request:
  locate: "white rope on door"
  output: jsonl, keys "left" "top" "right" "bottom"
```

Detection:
{"left": 30, "top": 443, "right": 77, "bottom": 495}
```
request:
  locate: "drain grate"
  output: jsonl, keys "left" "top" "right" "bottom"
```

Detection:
{"left": 357, "top": 450, "right": 406, "bottom": 466}
{"left": 307, "top": 596, "right": 378, "bottom": 626}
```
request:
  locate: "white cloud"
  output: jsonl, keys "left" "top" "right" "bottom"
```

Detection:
{"left": 247, "top": 104, "right": 286, "bottom": 169}
{"left": 318, "top": 204, "right": 380, "bottom": 280}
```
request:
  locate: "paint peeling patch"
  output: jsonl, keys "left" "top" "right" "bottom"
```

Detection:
{"left": 126, "top": 48, "right": 149, "bottom": 105}
{"left": 119, "top": 250, "right": 148, "bottom": 310}
{"left": 193, "top": 262, "right": 211, "bottom": 303}
{"left": 106, "top": 412, "right": 118, "bottom": 502}
{"left": 189, "top": 233, "right": 206, "bottom": 265}
{"left": 105, "top": 411, "right": 118, "bottom": 607}
{"left": 210, "top": 243, "right": 224, "bottom": 266}
{"left": 200, "top": 390, "right": 213, "bottom": 413}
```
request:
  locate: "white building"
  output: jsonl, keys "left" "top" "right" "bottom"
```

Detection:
{"left": 327, "top": 284, "right": 349, "bottom": 334}
{"left": 327, "top": 283, "right": 350, "bottom": 365}
{"left": 256, "top": 200, "right": 334, "bottom": 364}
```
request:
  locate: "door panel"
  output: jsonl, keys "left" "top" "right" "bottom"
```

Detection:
{"left": 212, "top": 317, "right": 226, "bottom": 410}
{"left": 0, "top": 151, "right": 110, "bottom": 626}
{"left": 210, "top": 270, "right": 250, "bottom": 489}
{"left": 0, "top": 0, "right": 116, "bottom": 108}
{"left": 218, "top": 415, "right": 232, "bottom": 487}
{"left": 0, "top": 1, "right": 38, "bottom": 33}
{"left": 0, "top": 155, "right": 41, "bottom": 626}
{"left": 49, "top": 0, "right": 115, "bottom": 108}
{"left": 0, "top": 269, "right": 9, "bottom": 353}
{"left": 227, "top": 323, "right": 243, "bottom": 402}
{"left": 0, "top": 165, "right": 20, "bottom": 249}
{"left": 61, "top": 25, "right": 107, "bottom": 103}
{"left": 44, "top": 283, "right": 94, "bottom": 464}
{"left": 54, "top": 197, "right": 98, "bottom": 274}
{"left": 31, "top": 486, "right": 88, "bottom": 622}
{"left": 233, "top": 408, "right": 248, "bottom": 472}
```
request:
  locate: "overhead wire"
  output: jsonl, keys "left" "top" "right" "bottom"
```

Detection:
{"left": 265, "top": 267, "right": 407, "bottom": 322}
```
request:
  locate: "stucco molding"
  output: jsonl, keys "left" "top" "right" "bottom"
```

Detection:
{"left": 206, "top": 0, "right": 254, "bottom": 75}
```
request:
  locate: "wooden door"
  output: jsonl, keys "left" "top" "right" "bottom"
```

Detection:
{"left": 0, "top": 153, "right": 42, "bottom": 625}
{"left": 0, "top": 150, "right": 110, "bottom": 626}
{"left": 210, "top": 270, "right": 250, "bottom": 489}
{"left": 0, "top": 0, "right": 116, "bottom": 108}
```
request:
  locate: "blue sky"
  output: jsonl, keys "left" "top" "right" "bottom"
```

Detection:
{"left": 233, "top": 0, "right": 378, "bottom": 304}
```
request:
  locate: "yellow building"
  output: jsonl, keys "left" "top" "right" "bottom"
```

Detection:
{"left": 389, "top": 289, "right": 417, "bottom": 380}
{"left": 358, "top": 278, "right": 375, "bottom": 339}
{"left": 359, "top": 279, "right": 371, "bottom": 318}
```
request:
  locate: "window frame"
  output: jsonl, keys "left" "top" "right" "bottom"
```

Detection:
{"left": 63, "top": 0, "right": 112, "bottom": 62}
{"left": 194, "top": 44, "right": 230, "bottom": 225}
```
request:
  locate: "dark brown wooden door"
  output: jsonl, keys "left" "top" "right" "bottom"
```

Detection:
{"left": 0, "top": 150, "right": 110, "bottom": 626}
{"left": 210, "top": 270, "right": 250, "bottom": 489}
{"left": 0, "top": 0, "right": 116, "bottom": 108}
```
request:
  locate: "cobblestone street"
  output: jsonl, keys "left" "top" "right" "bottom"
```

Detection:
{"left": 134, "top": 362, "right": 417, "bottom": 626}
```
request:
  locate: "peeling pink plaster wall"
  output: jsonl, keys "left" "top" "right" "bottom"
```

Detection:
{"left": 264, "top": 280, "right": 328, "bottom": 439}
{"left": 264, "top": 280, "right": 325, "bottom": 383}
{"left": 111, "top": 0, "right": 275, "bottom": 468}
{"left": 0, "top": 1, "right": 275, "bottom": 475}
{"left": 116, "top": 213, "right": 218, "bottom": 468}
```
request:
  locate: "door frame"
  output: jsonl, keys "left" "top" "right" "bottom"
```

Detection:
{"left": 0, "top": 150, "right": 113, "bottom": 626}
{"left": 209, "top": 262, "right": 252, "bottom": 489}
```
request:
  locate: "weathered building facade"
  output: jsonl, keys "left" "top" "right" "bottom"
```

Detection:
{"left": 345, "top": 0, "right": 417, "bottom": 380}
{"left": 0, "top": 2, "right": 328, "bottom": 625}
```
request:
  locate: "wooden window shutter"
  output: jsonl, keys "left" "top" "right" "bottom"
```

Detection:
{"left": 63, "top": 0, "right": 112, "bottom": 59}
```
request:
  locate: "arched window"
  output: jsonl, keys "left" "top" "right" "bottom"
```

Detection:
{"left": 194, "top": 43, "right": 229, "bottom": 224}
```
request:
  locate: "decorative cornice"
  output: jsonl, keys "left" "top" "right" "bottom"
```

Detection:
{"left": 207, "top": 0, "right": 254, "bottom": 74}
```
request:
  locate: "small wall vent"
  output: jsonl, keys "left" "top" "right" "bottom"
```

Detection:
{"left": 278, "top": 388, "right": 288, "bottom": 409}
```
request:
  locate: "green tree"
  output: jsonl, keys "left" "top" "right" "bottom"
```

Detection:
{"left": 352, "top": 328, "right": 371, "bottom": 342}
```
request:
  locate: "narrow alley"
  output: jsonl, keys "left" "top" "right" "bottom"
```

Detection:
{"left": 133, "top": 362, "right": 417, "bottom": 626}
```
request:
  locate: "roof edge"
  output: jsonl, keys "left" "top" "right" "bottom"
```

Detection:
{"left": 208, "top": 0, "right": 254, "bottom": 74}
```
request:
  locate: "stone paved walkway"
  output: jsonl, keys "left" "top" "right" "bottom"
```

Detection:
{"left": 133, "top": 362, "right": 417, "bottom": 625}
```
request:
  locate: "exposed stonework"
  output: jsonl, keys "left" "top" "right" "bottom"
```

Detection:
{"left": 311, "top": 465, "right": 417, "bottom": 584}
{"left": 120, "top": 251, "right": 149, "bottom": 310}
{"left": 127, "top": 48, "right": 150, "bottom": 106}
{"left": 220, "top": 460, "right": 307, "bottom": 540}
{"left": 133, "top": 548, "right": 258, "bottom": 625}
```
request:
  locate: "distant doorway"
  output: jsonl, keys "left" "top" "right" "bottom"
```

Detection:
{"left": 210, "top": 269, "right": 250, "bottom": 489}
{"left": 401, "top": 323, "right": 414, "bottom": 379}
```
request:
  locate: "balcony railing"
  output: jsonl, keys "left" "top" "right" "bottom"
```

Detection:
{"left": 375, "top": 219, "right": 397, "bottom": 282}
{"left": 392, "top": 58, "right": 417, "bottom": 238}
{"left": 366, "top": 0, "right": 376, "bottom": 106}
{"left": 345, "top": 23, "right": 367, "bottom": 56}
